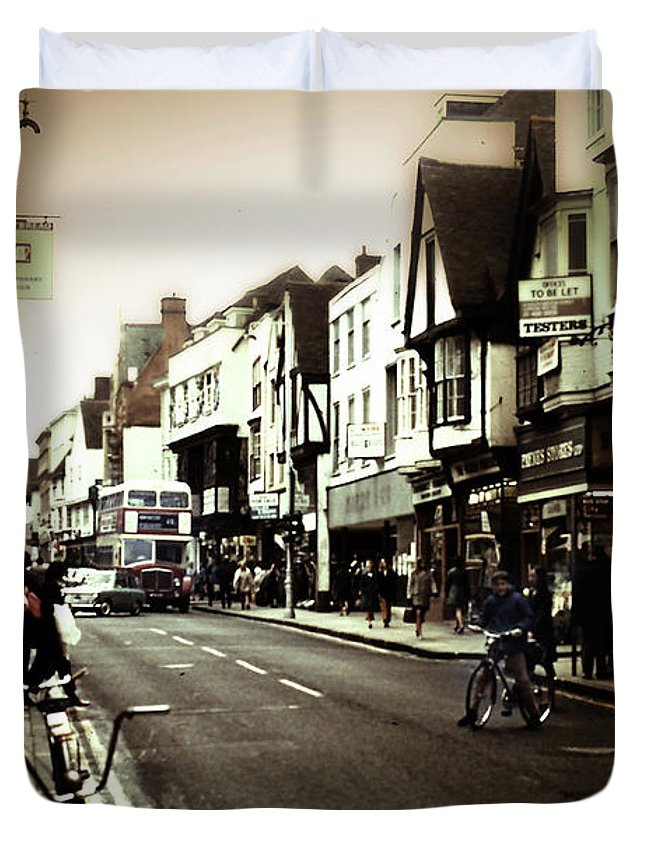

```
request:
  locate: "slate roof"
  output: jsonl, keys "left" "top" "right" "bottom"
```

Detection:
{"left": 289, "top": 266, "right": 352, "bottom": 373}
{"left": 120, "top": 323, "right": 165, "bottom": 382}
{"left": 229, "top": 265, "right": 314, "bottom": 315}
{"left": 418, "top": 158, "right": 522, "bottom": 310}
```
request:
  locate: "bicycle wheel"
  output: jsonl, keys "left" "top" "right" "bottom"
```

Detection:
{"left": 465, "top": 662, "right": 497, "bottom": 728}
{"left": 518, "top": 663, "right": 555, "bottom": 727}
{"left": 47, "top": 715, "right": 85, "bottom": 797}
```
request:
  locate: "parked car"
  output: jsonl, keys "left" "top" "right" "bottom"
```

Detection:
{"left": 64, "top": 568, "right": 145, "bottom": 616}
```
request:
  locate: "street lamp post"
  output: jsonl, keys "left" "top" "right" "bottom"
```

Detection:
{"left": 284, "top": 466, "right": 295, "bottom": 618}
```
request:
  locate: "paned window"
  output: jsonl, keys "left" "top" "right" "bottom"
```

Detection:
{"left": 517, "top": 349, "right": 543, "bottom": 411}
{"left": 347, "top": 308, "right": 355, "bottom": 367}
{"left": 250, "top": 425, "right": 261, "bottom": 481}
{"left": 432, "top": 336, "right": 467, "bottom": 425}
{"left": 361, "top": 297, "right": 371, "bottom": 359}
{"left": 332, "top": 319, "right": 340, "bottom": 374}
{"left": 252, "top": 358, "right": 262, "bottom": 411}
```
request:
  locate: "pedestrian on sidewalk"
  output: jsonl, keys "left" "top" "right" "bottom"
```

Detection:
{"left": 571, "top": 545, "right": 613, "bottom": 680}
{"left": 359, "top": 559, "right": 380, "bottom": 629}
{"left": 409, "top": 559, "right": 433, "bottom": 639}
{"left": 216, "top": 556, "right": 234, "bottom": 609}
{"left": 525, "top": 566, "right": 557, "bottom": 677}
{"left": 233, "top": 560, "right": 254, "bottom": 610}
{"left": 25, "top": 561, "right": 90, "bottom": 707}
{"left": 377, "top": 557, "right": 397, "bottom": 628}
{"left": 447, "top": 555, "right": 469, "bottom": 634}
{"left": 349, "top": 553, "right": 362, "bottom": 611}
{"left": 334, "top": 559, "right": 353, "bottom": 616}
{"left": 204, "top": 554, "right": 216, "bottom": 607}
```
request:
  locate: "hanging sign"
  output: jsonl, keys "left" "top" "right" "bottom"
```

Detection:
{"left": 16, "top": 217, "right": 54, "bottom": 299}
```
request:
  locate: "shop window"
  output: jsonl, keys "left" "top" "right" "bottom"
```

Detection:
{"left": 432, "top": 335, "right": 467, "bottom": 425}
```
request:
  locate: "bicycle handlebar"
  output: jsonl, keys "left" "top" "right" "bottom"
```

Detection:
{"left": 93, "top": 704, "right": 171, "bottom": 794}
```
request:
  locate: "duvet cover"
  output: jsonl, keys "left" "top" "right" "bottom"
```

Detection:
{"left": 19, "top": 86, "right": 616, "bottom": 809}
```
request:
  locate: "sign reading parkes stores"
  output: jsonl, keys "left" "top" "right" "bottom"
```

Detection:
{"left": 518, "top": 275, "right": 592, "bottom": 338}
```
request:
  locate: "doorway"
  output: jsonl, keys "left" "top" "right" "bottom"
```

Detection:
{"left": 421, "top": 524, "right": 460, "bottom": 621}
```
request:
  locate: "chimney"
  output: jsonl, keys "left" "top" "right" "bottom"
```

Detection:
{"left": 355, "top": 245, "right": 382, "bottom": 278}
{"left": 160, "top": 296, "right": 191, "bottom": 356}
{"left": 93, "top": 376, "right": 111, "bottom": 400}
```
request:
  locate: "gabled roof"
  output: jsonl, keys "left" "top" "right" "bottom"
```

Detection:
{"left": 228, "top": 265, "right": 314, "bottom": 315}
{"left": 289, "top": 270, "right": 351, "bottom": 373}
{"left": 418, "top": 158, "right": 522, "bottom": 310}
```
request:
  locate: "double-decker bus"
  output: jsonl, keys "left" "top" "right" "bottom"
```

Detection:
{"left": 95, "top": 479, "right": 195, "bottom": 612}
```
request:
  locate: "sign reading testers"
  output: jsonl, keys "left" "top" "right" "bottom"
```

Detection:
{"left": 518, "top": 276, "right": 592, "bottom": 338}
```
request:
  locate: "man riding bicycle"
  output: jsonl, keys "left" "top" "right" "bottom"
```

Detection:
{"left": 460, "top": 570, "right": 541, "bottom": 728}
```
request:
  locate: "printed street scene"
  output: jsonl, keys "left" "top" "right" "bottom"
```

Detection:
{"left": 18, "top": 89, "right": 615, "bottom": 809}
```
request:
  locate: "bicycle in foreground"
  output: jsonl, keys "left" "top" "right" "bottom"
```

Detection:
{"left": 463, "top": 628, "right": 555, "bottom": 730}
{"left": 25, "top": 671, "right": 170, "bottom": 803}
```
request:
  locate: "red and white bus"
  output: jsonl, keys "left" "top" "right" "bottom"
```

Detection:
{"left": 95, "top": 479, "right": 195, "bottom": 612}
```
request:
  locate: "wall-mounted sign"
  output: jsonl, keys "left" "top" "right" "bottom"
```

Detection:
{"left": 347, "top": 423, "right": 385, "bottom": 458}
{"left": 249, "top": 492, "right": 279, "bottom": 520}
{"left": 519, "top": 422, "right": 586, "bottom": 481}
{"left": 518, "top": 276, "right": 592, "bottom": 338}
{"left": 537, "top": 339, "right": 560, "bottom": 376}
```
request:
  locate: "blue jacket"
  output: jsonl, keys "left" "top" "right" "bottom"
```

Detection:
{"left": 480, "top": 587, "right": 534, "bottom": 636}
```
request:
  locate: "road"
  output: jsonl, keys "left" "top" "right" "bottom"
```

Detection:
{"left": 68, "top": 608, "right": 614, "bottom": 810}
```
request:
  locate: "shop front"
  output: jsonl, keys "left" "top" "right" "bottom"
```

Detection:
{"left": 410, "top": 471, "right": 455, "bottom": 621}
{"left": 517, "top": 413, "right": 612, "bottom": 611}
{"left": 327, "top": 469, "right": 416, "bottom": 603}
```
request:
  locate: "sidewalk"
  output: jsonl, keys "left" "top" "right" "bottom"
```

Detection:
{"left": 192, "top": 599, "right": 615, "bottom": 704}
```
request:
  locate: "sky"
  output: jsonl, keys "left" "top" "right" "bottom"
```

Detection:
{"left": 3, "top": 1, "right": 641, "bottom": 847}
{"left": 17, "top": 88, "right": 437, "bottom": 451}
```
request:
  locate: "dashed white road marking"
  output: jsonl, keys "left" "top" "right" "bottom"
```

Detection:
{"left": 235, "top": 659, "right": 267, "bottom": 675}
{"left": 149, "top": 628, "right": 167, "bottom": 636}
{"left": 172, "top": 635, "right": 194, "bottom": 646}
{"left": 161, "top": 663, "right": 194, "bottom": 669}
{"left": 278, "top": 678, "right": 323, "bottom": 698}
{"left": 201, "top": 646, "right": 227, "bottom": 658}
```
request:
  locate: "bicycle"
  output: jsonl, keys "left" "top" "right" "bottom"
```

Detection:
{"left": 25, "top": 671, "right": 170, "bottom": 803}
{"left": 464, "top": 629, "right": 555, "bottom": 730}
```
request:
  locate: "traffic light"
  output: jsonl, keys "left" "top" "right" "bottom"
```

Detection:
{"left": 287, "top": 513, "right": 304, "bottom": 546}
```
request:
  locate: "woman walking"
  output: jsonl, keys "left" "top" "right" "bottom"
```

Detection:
{"left": 359, "top": 559, "right": 380, "bottom": 629}
{"left": 409, "top": 559, "right": 433, "bottom": 639}
{"left": 446, "top": 555, "right": 470, "bottom": 634}
{"left": 377, "top": 558, "right": 397, "bottom": 628}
